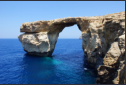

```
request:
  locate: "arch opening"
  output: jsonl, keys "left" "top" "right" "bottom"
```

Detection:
{"left": 52, "top": 24, "right": 83, "bottom": 56}
{"left": 58, "top": 24, "right": 82, "bottom": 39}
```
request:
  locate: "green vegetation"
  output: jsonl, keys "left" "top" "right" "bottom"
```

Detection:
{"left": 111, "top": 16, "right": 115, "bottom": 17}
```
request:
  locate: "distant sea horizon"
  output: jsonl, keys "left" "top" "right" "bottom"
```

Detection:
{"left": 0, "top": 38, "right": 80, "bottom": 39}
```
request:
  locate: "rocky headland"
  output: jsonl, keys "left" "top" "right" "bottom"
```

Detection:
{"left": 18, "top": 11, "right": 125, "bottom": 84}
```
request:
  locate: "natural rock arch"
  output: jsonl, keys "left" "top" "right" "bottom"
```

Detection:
{"left": 18, "top": 18, "right": 85, "bottom": 57}
{"left": 18, "top": 11, "right": 125, "bottom": 84}
{"left": 18, "top": 16, "right": 108, "bottom": 68}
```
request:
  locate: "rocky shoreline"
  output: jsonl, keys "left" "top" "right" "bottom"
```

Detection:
{"left": 18, "top": 11, "right": 125, "bottom": 84}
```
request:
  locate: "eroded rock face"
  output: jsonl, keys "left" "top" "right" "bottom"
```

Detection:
{"left": 18, "top": 11, "right": 125, "bottom": 84}
{"left": 18, "top": 32, "right": 59, "bottom": 56}
{"left": 96, "top": 33, "right": 125, "bottom": 84}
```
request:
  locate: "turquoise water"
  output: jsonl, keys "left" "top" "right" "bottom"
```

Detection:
{"left": 0, "top": 39, "right": 96, "bottom": 84}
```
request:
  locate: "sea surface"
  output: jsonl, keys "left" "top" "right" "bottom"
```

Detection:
{"left": 0, "top": 39, "right": 96, "bottom": 84}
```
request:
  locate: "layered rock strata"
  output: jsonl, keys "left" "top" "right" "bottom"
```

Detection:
{"left": 18, "top": 11, "right": 125, "bottom": 84}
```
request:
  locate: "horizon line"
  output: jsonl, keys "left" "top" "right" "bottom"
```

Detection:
{"left": 0, "top": 38, "right": 81, "bottom": 39}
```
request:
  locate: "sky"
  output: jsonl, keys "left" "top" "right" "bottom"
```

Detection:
{"left": 0, "top": 1, "right": 125, "bottom": 39}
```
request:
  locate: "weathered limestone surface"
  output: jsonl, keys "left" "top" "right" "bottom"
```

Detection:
{"left": 18, "top": 11, "right": 125, "bottom": 84}
{"left": 18, "top": 32, "right": 59, "bottom": 56}
{"left": 96, "top": 33, "right": 125, "bottom": 84}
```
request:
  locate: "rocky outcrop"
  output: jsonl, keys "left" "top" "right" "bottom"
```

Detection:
{"left": 96, "top": 32, "right": 125, "bottom": 84}
{"left": 18, "top": 11, "right": 125, "bottom": 84}
{"left": 18, "top": 32, "right": 59, "bottom": 56}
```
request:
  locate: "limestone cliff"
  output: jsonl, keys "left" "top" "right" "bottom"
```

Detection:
{"left": 18, "top": 11, "right": 125, "bottom": 84}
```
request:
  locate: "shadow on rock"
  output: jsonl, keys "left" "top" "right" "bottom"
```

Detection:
{"left": 83, "top": 55, "right": 97, "bottom": 77}
{"left": 24, "top": 53, "right": 54, "bottom": 58}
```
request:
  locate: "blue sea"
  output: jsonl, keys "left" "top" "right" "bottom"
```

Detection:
{"left": 0, "top": 39, "right": 96, "bottom": 84}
